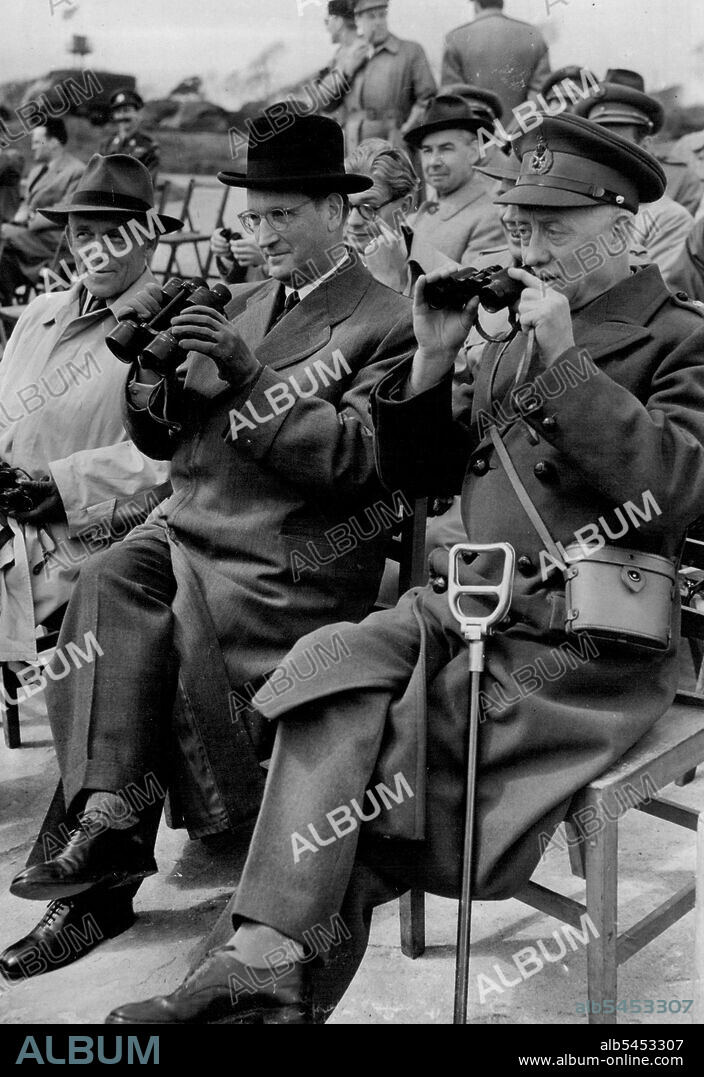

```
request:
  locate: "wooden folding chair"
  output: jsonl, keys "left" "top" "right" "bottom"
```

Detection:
{"left": 157, "top": 180, "right": 231, "bottom": 284}
{"left": 1, "top": 605, "right": 67, "bottom": 749}
{"left": 400, "top": 533, "right": 704, "bottom": 1021}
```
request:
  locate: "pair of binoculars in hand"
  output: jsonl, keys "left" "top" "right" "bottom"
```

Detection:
{"left": 423, "top": 265, "right": 529, "bottom": 313}
{"left": 106, "top": 276, "right": 231, "bottom": 376}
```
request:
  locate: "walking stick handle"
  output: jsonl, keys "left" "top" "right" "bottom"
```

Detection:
{"left": 448, "top": 542, "right": 515, "bottom": 649}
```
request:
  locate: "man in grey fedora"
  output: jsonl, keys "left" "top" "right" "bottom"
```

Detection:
{"left": 3, "top": 108, "right": 415, "bottom": 989}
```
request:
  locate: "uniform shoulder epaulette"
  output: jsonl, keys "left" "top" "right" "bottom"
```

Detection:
{"left": 670, "top": 290, "right": 704, "bottom": 317}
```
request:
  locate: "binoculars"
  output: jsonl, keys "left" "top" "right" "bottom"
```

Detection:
{"left": 106, "top": 276, "right": 231, "bottom": 377}
{"left": 423, "top": 265, "right": 528, "bottom": 314}
{"left": 220, "top": 228, "right": 242, "bottom": 243}
{"left": 0, "top": 463, "right": 38, "bottom": 516}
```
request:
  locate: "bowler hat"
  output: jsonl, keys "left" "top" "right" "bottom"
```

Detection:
{"left": 574, "top": 80, "right": 664, "bottom": 134}
{"left": 217, "top": 108, "right": 373, "bottom": 193}
{"left": 354, "top": 0, "right": 388, "bottom": 12}
{"left": 109, "top": 89, "right": 144, "bottom": 112}
{"left": 495, "top": 113, "right": 665, "bottom": 213}
{"left": 39, "top": 154, "right": 183, "bottom": 232}
{"left": 404, "top": 90, "right": 502, "bottom": 147}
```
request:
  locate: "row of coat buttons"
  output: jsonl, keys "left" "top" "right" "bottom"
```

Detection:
{"left": 430, "top": 553, "right": 535, "bottom": 593}
{"left": 471, "top": 457, "right": 556, "bottom": 481}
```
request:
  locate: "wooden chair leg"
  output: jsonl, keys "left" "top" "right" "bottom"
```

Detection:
{"left": 565, "top": 819, "right": 586, "bottom": 879}
{"left": 1, "top": 665, "right": 22, "bottom": 749}
{"left": 584, "top": 814, "right": 618, "bottom": 1025}
{"left": 400, "top": 889, "right": 426, "bottom": 959}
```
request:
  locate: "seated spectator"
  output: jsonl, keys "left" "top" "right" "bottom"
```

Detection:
{"left": 344, "top": 137, "right": 420, "bottom": 294}
{"left": 99, "top": 90, "right": 160, "bottom": 184}
{"left": 575, "top": 79, "right": 694, "bottom": 283}
{"left": 601, "top": 70, "right": 702, "bottom": 216}
{"left": 209, "top": 226, "right": 267, "bottom": 285}
{"left": 0, "top": 118, "right": 83, "bottom": 303}
{"left": 667, "top": 219, "right": 704, "bottom": 302}
{"left": 404, "top": 91, "right": 506, "bottom": 270}
{"left": 0, "top": 107, "right": 23, "bottom": 224}
{"left": 0, "top": 153, "right": 174, "bottom": 684}
{"left": 1, "top": 111, "right": 416, "bottom": 985}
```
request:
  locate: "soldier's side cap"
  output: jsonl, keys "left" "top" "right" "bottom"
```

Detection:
{"left": 494, "top": 114, "right": 666, "bottom": 213}
{"left": 405, "top": 90, "right": 502, "bottom": 147}
{"left": 354, "top": 0, "right": 388, "bottom": 11}
{"left": 328, "top": 0, "right": 355, "bottom": 16}
{"left": 574, "top": 82, "right": 664, "bottom": 134}
{"left": 110, "top": 88, "right": 144, "bottom": 112}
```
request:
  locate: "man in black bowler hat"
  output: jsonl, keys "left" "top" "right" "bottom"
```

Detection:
{"left": 106, "top": 115, "right": 704, "bottom": 1025}
{"left": 3, "top": 108, "right": 415, "bottom": 988}
{"left": 100, "top": 89, "right": 160, "bottom": 183}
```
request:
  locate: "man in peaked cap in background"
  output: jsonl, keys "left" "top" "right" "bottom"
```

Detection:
{"left": 105, "top": 116, "right": 704, "bottom": 1026}
{"left": 4, "top": 109, "right": 417, "bottom": 994}
{"left": 100, "top": 89, "right": 160, "bottom": 183}
{"left": 404, "top": 90, "right": 506, "bottom": 271}
{"left": 575, "top": 73, "right": 695, "bottom": 283}
{"left": 337, "top": 0, "right": 436, "bottom": 152}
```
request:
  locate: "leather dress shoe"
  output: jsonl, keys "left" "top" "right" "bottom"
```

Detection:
{"left": 0, "top": 890, "right": 135, "bottom": 982}
{"left": 10, "top": 824, "right": 157, "bottom": 901}
{"left": 105, "top": 945, "right": 311, "bottom": 1025}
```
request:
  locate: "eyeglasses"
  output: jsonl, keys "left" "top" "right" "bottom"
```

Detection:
{"left": 237, "top": 200, "right": 313, "bottom": 235}
{"left": 349, "top": 197, "right": 399, "bottom": 221}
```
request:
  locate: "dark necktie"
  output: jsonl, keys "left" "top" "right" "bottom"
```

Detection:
{"left": 269, "top": 288, "right": 300, "bottom": 331}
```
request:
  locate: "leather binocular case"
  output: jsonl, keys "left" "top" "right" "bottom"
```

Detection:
{"left": 562, "top": 543, "right": 677, "bottom": 651}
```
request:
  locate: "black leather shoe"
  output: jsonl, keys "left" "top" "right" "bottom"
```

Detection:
{"left": 105, "top": 945, "right": 311, "bottom": 1025}
{"left": 0, "top": 890, "right": 135, "bottom": 982}
{"left": 9, "top": 823, "right": 157, "bottom": 901}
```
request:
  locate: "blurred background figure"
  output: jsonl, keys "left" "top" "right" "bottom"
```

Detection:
{"left": 209, "top": 225, "right": 267, "bottom": 284}
{"left": 538, "top": 65, "right": 599, "bottom": 116}
{"left": 339, "top": 0, "right": 436, "bottom": 152}
{"left": 344, "top": 137, "right": 419, "bottom": 294}
{"left": 0, "top": 106, "right": 24, "bottom": 225}
{"left": 100, "top": 89, "right": 160, "bottom": 183}
{"left": 575, "top": 73, "right": 695, "bottom": 283}
{"left": 0, "top": 118, "right": 83, "bottom": 304}
{"left": 404, "top": 90, "right": 505, "bottom": 271}
{"left": 316, "top": 1, "right": 369, "bottom": 128}
{"left": 441, "top": 0, "right": 550, "bottom": 120}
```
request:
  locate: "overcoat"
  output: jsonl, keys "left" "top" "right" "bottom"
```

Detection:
{"left": 123, "top": 259, "right": 416, "bottom": 833}
{"left": 252, "top": 265, "right": 704, "bottom": 899}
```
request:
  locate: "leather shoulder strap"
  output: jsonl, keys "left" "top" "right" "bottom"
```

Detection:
{"left": 489, "top": 425, "right": 564, "bottom": 563}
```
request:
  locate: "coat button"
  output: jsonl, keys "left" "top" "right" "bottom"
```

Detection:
{"left": 430, "top": 575, "right": 448, "bottom": 593}
{"left": 541, "top": 416, "right": 557, "bottom": 431}
{"left": 533, "top": 460, "right": 553, "bottom": 480}
{"left": 517, "top": 555, "right": 534, "bottom": 576}
{"left": 471, "top": 457, "right": 488, "bottom": 475}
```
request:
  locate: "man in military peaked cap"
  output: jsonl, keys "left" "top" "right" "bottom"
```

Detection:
{"left": 100, "top": 89, "right": 160, "bottom": 183}
{"left": 106, "top": 116, "right": 704, "bottom": 1025}
{"left": 574, "top": 74, "right": 695, "bottom": 281}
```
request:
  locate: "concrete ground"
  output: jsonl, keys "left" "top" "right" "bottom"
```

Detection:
{"left": 0, "top": 689, "right": 700, "bottom": 1028}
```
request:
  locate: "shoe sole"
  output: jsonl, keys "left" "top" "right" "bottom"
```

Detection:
{"left": 105, "top": 1003, "right": 311, "bottom": 1026}
{"left": 9, "top": 868, "right": 157, "bottom": 902}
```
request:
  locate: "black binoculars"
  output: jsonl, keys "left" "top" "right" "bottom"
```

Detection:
{"left": 423, "top": 264, "right": 528, "bottom": 314}
{"left": 106, "top": 276, "right": 231, "bottom": 377}
{"left": 0, "top": 463, "right": 37, "bottom": 516}
{"left": 220, "top": 228, "right": 242, "bottom": 243}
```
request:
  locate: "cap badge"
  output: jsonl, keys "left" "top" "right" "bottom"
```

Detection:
{"left": 528, "top": 132, "right": 554, "bottom": 175}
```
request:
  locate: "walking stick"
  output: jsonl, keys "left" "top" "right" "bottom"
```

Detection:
{"left": 448, "top": 542, "right": 515, "bottom": 1025}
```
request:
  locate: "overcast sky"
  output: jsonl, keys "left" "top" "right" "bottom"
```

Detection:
{"left": 1, "top": 0, "right": 703, "bottom": 107}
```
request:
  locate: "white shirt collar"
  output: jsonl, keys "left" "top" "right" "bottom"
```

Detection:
{"left": 285, "top": 253, "right": 349, "bottom": 301}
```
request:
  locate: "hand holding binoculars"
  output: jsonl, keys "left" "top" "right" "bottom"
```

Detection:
{"left": 106, "top": 276, "right": 231, "bottom": 377}
{"left": 422, "top": 264, "right": 535, "bottom": 344}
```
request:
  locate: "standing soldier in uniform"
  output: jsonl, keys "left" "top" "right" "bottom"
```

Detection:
{"left": 100, "top": 90, "right": 160, "bottom": 184}
{"left": 339, "top": 0, "right": 436, "bottom": 153}
{"left": 104, "top": 115, "right": 704, "bottom": 1026}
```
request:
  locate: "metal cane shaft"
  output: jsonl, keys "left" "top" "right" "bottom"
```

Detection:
{"left": 453, "top": 655, "right": 483, "bottom": 1024}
